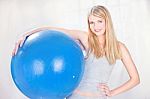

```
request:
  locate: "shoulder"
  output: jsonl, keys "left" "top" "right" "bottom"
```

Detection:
{"left": 118, "top": 41, "right": 131, "bottom": 59}
{"left": 118, "top": 41, "right": 128, "bottom": 51}
{"left": 118, "top": 41, "right": 126, "bottom": 49}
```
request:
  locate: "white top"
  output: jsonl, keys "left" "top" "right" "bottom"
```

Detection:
{"left": 68, "top": 53, "right": 114, "bottom": 99}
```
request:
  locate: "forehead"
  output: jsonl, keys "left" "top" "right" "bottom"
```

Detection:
{"left": 88, "top": 15, "right": 104, "bottom": 21}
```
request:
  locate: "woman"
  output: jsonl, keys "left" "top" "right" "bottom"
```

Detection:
{"left": 12, "top": 5, "right": 140, "bottom": 99}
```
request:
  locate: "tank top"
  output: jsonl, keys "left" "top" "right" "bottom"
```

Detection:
{"left": 67, "top": 53, "right": 114, "bottom": 99}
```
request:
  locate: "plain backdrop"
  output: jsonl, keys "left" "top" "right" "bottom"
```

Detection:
{"left": 0, "top": 0, "right": 150, "bottom": 99}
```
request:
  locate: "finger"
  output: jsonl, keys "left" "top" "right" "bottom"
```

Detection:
{"left": 12, "top": 49, "right": 15, "bottom": 56}
{"left": 100, "top": 84, "right": 109, "bottom": 88}
{"left": 15, "top": 43, "right": 19, "bottom": 55}
{"left": 99, "top": 83, "right": 108, "bottom": 88}
{"left": 100, "top": 86, "right": 110, "bottom": 95}
{"left": 104, "top": 88, "right": 110, "bottom": 93}
{"left": 12, "top": 43, "right": 17, "bottom": 56}
{"left": 102, "top": 87, "right": 112, "bottom": 96}
{"left": 100, "top": 88, "right": 105, "bottom": 92}
{"left": 20, "top": 37, "right": 26, "bottom": 47}
{"left": 101, "top": 87, "right": 109, "bottom": 92}
{"left": 99, "top": 83, "right": 108, "bottom": 86}
{"left": 104, "top": 85, "right": 109, "bottom": 90}
{"left": 103, "top": 85, "right": 109, "bottom": 89}
{"left": 105, "top": 90, "right": 111, "bottom": 97}
{"left": 20, "top": 41, "right": 23, "bottom": 47}
{"left": 99, "top": 85, "right": 107, "bottom": 89}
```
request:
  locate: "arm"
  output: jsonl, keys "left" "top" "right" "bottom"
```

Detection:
{"left": 110, "top": 43, "right": 140, "bottom": 96}
{"left": 100, "top": 42, "right": 140, "bottom": 97}
{"left": 23, "top": 27, "right": 82, "bottom": 40}
{"left": 12, "top": 27, "right": 88, "bottom": 55}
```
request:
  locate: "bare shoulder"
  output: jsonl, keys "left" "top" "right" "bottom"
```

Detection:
{"left": 118, "top": 41, "right": 128, "bottom": 51}
{"left": 118, "top": 41, "right": 123, "bottom": 47}
{"left": 118, "top": 41, "right": 131, "bottom": 59}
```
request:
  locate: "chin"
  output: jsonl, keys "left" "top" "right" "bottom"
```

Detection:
{"left": 95, "top": 33, "right": 105, "bottom": 36}
{"left": 91, "top": 31, "right": 105, "bottom": 36}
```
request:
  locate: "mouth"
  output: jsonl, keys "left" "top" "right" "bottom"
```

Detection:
{"left": 94, "top": 29, "right": 101, "bottom": 32}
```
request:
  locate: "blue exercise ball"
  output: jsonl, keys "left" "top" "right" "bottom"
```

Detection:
{"left": 11, "top": 30, "right": 85, "bottom": 99}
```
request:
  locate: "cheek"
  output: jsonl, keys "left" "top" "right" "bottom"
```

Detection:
{"left": 102, "top": 25, "right": 106, "bottom": 32}
{"left": 100, "top": 22, "right": 106, "bottom": 29}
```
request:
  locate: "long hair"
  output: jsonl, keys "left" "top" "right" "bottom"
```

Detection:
{"left": 87, "top": 5, "right": 122, "bottom": 64}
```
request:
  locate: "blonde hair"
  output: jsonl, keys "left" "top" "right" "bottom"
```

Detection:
{"left": 87, "top": 5, "right": 122, "bottom": 64}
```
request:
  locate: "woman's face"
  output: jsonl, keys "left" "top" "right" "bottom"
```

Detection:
{"left": 88, "top": 15, "right": 106, "bottom": 36}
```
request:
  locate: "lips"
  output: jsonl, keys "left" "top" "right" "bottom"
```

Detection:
{"left": 94, "top": 29, "right": 101, "bottom": 32}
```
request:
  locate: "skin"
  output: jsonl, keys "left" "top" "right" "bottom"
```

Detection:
{"left": 88, "top": 15, "right": 106, "bottom": 48}
{"left": 88, "top": 15, "right": 106, "bottom": 36}
{"left": 12, "top": 14, "right": 140, "bottom": 97}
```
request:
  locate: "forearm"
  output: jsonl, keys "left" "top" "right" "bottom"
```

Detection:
{"left": 23, "top": 26, "right": 78, "bottom": 40}
{"left": 109, "top": 43, "right": 141, "bottom": 96}
{"left": 23, "top": 27, "right": 66, "bottom": 36}
{"left": 110, "top": 78, "right": 140, "bottom": 96}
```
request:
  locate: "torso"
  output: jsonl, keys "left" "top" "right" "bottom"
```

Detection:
{"left": 78, "top": 53, "right": 114, "bottom": 90}
{"left": 68, "top": 52, "right": 115, "bottom": 99}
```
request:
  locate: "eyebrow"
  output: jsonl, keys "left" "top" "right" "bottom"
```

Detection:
{"left": 89, "top": 19, "right": 103, "bottom": 22}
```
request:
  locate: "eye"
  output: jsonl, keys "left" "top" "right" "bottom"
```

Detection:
{"left": 89, "top": 21, "right": 94, "bottom": 24}
{"left": 98, "top": 20, "right": 102, "bottom": 23}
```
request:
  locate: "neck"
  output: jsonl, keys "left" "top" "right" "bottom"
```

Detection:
{"left": 98, "top": 34, "right": 106, "bottom": 48}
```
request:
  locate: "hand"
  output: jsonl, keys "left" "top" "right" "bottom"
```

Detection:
{"left": 12, "top": 35, "right": 27, "bottom": 56}
{"left": 98, "top": 83, "right": 112, "bottom": 97}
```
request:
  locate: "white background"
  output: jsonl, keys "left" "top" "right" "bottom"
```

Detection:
{"left": 0, "top": 0, "right": 150, "bottom": 99}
